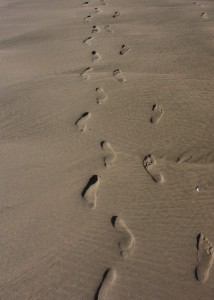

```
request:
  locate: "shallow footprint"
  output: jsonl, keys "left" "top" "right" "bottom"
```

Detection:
{"left": 82, "top": 175, "right": 100, "bottom": 209}
{"left": 113, "top": 11, "right": 120, "bottom": 18}
{"left": 84, "top": 15, "right": 93, "bottom": 22}
{"left": 92, "top": 50, "right": 101, "bottom": 62}
{"left": 99, "top": 0, "right": 106, "bottom": 5}
{"left": 96, "top": 87, "right": 107, "bottom": 104}
{"left": 94, "top": 7, "right": 102, "bottom": 13}
{"left": 92, "top": 25, "right": 101, "bottom": 33}
{"left": 201, "top": 12, "right": 208, "bottom": 20}
{"left": 196, "top": 233, "right": 214, "bottom": 283}
{"left": 101, "top": 141, "right": 116, "bottom": 167}
{"left": 75, "top": 112, "right": 91, "bottom": 132}
{"left": 104, "top": 24, "right": 113, "bottom": 33}
{"left": 120, "top": 44, "right": 130, "bottom": 55}
{"left": 150, "top": 104, "right": 163, "bottom": 124}
{"left": 83, "top": 36, "right": 93, "bottom": 46}
{"left": 112, "top": 216, "right": 135, "bottom": 258}
{"left": 95, "top": 268, "right": 117, "bottom": 300}
{"left": 143, "top": 154, "right": 164, "bottom": 183}
{"left": 113, "top": 69, "right": 126, "bottom": 83}
{"left": 80, "top": 67, "right": 93, "bottom": 80}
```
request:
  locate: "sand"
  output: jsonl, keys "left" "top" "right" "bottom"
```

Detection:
{"left": 0, "top": 0, "right": 214, "bottom": 299}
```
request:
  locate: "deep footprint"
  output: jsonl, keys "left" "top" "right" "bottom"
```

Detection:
{"left": 83, "top": 36, "right": 93, "bottom": 46}
{"left": 80, "top": 67, "right": 93, "bottom": 80}
{"left": 120, "top": 44, "right": 130, "bottom": 55}
{"left": 113, "top": 11, "right": 120, "bottom": 18}
{"left": 84, "top": 15, "right": 93, "bottom": 22}
{"left": 82, "top": 175, "right": 100, "bottom": 209}
{"left": 101, "top": 141, "right": 116, "bottom": 167}
{"left": 92, "top": 50, "right": 101, "bottom": 62}
{"left": 113, "top": 69, "right": 126, "bottom": 83}
{"left": 96, "top": 87, "right": 107, "bottom": 104}
{"left": 112, "top": 216, "right": 135, "bottom": 258}
{"left": 92, "top": 25, "right": 101, "bottom": 33}
{"left": 151, "top": 104, "right": 163, "bottom": 124}
{"left": 196, "top": 233, "right": 214, "bottom": 283}
{"left": 143, "top": 154, "right": 164, "bottom": 183}
{"left": 94, "top": 268, "right": 117, "bottom": 300}
{"left": 75, "top": 112, "right": 91, "bottom": 132}
{"left": 104, "top": 24, "right": 113, "bottom": 33}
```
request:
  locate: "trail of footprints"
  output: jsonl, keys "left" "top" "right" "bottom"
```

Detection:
{"left": 77, "top": 0, "right": 213, "bottom": 298}
{"left": 79, "top": 2, "right": 135, "bottom": 297}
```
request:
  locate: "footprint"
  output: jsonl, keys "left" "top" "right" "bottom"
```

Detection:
{"left": 99, "top": 0, "right": 106, "bottom": 5}
{"left": 150, "top": 104, "right": 163, "bottom": 124}
{"left": 82, "top": 1, "right": 89, "bottom": 5}
{"left": 196, "top": 233, "right": 214, "bottom": 283}
{"left": 94, "top": 268, "right": 117, "bottom": 300}
{"left": 112, "top": 216, "right": 135, "bottom": 258}
{"left": 94, "top": 7, "right": 102, "bottom": 13}
{"left": 201, "top": 12, "right": 208, "bottom": 20}
{"left": 104, "top": 24, "right": 113, "bottom": 33}
{"left": 82, "top": 175, "right": 100, "bottom": 209}
{"left": 84, "top": 15, "right": 93, "bottom": 22}
{"left": 80, "top": 67, "right": 93, "bottom": 80}
{"left": 113, "top": 69, "right": 126, "bottom": 83}
{"left": 101, "top": 141, "right": 116, "bottom": 167}
{"left": 193, "top": 1, "right": 202, "bottom": 6}
{"left": 92, "top": 25, "right": 101, "bottom": 33}
{"left": 92, "top": 50, "right": 101, "bottom": 62}
{"left": 119, "top": 44, "right": 130, "bottom": 55}
{"left": 96, "top": 87, "right": 107, "bottom": 104}
{"left": 113, "top": 11, "right": 120, "bottom": 18}
{"left": 75, "top": 112, "right": 91, "bottom": 132}
{"left": 143, "top": 154, "right": 165, "bottom": 183}
{"left": 83, "top": 36, "right": 93, "bottom": 46}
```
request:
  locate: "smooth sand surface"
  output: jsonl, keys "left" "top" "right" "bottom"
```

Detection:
{"left": 0, "top": 0, "right": 214, "bottom": 299}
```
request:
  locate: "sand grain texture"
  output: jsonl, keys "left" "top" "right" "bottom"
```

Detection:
{"left": 0, "top": 0, "right": 214, "bottom": 299}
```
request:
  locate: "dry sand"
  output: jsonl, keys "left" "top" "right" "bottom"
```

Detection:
{"left": 0, "top": 0, "right": 214, "bottom": 299}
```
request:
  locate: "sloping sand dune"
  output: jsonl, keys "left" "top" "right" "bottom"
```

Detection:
{"left": 0, "top": 0, "right": 214, "bottom": 299}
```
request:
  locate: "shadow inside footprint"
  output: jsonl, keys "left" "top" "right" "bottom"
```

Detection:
{"left": 94, "top": 269, "right": 110, "bottom": 300}
{"left": 111, "top": 216, "right": 118, "bottom": 227}
{"left": 81, "top": 175, "right": 99, "bottom": 198}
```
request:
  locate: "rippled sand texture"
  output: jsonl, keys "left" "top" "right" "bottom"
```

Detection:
{"left": 0, "top": 0, "right": 214, "bottom": 299}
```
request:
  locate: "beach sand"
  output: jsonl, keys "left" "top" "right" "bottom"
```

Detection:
{"left": 0, "top": 0, "right": 214, "bottom": 299}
